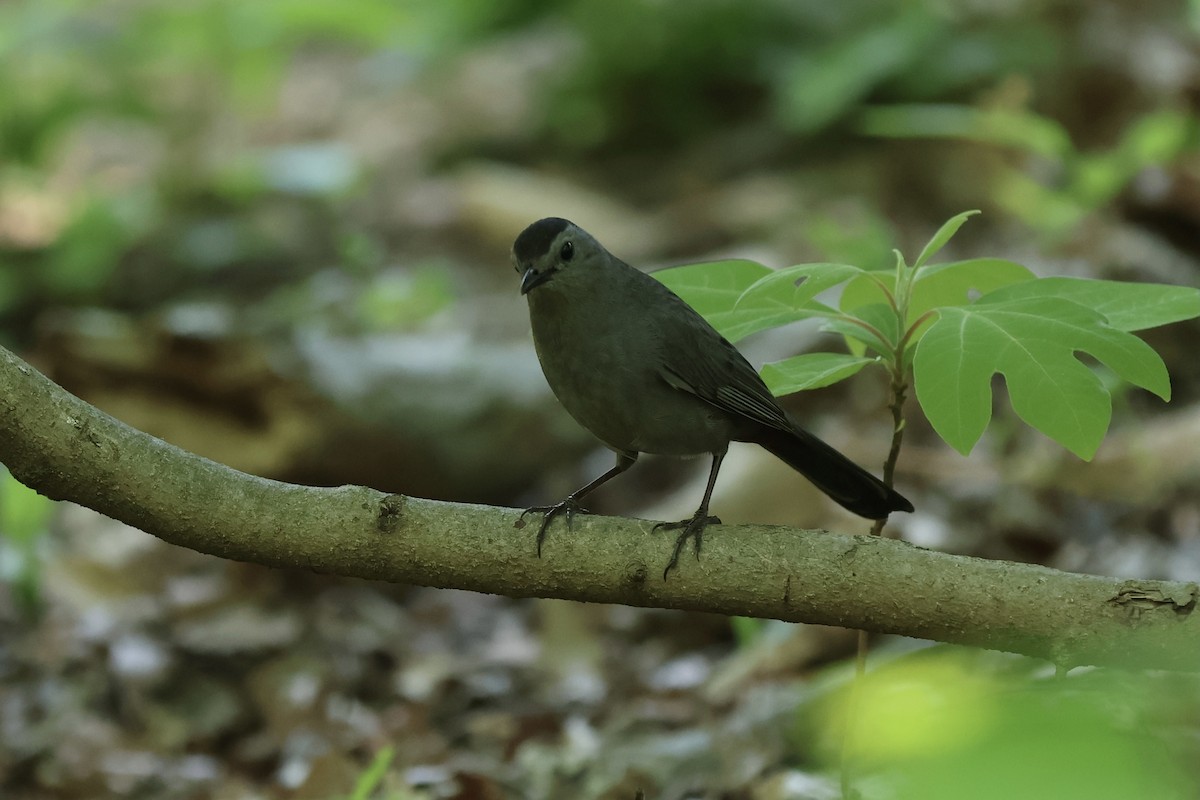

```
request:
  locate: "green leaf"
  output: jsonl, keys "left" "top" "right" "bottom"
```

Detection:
{"left": 909, "top": 259, "right": 1037, "bottom": 317}
{"left": 858, "top": 104, "right": 1075, "bottom": 161}
{"left": 0, "top": 469, "right": 53, "bottom": 544}
{"left": 912, "top": 209, "right": 980, "bottom": 268}
{"left": 348, "top": 746, "right": 394, "bottom": 800}
{"left": 738, "top": 263, "right": 868, "bottom": 310}
{"left": 978, "top": 277, "right": 1200, "bottom": 332}
{"left": 838, "top": 269, "right": 897, "bottom": 313}
{"left": 914, "top": 297, "right": 1170, "bottom": 459}
{"left": 654, "top": 259, "right": 771, "bottom": 314}
{"left": 653, "top": 259, "right": 773, "bottom": 341}
{"left": 821, "top": 314, "right": 895, "bottom": 360}
{"left": 845, "top": 303, "right": 904, "bottom": 354}
{"left": 842, "top": 258, "right": 1036, "bottom": 331}
{"left": 762, "top": 352, "right": 877, "bottom": 395}
{"left": 711, "top": 262, "right": 861, "bottom": 341}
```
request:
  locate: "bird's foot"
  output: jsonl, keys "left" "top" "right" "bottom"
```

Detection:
{"left": 654, "top": 511, "right": 721, "bottom": 579}
{"left": 519, "top": 498, "right": 591, "bottom": 556}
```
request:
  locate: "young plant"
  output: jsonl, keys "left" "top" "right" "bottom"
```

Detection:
{"left": 655, "top": 210, "right": 1200, "bottom": 480}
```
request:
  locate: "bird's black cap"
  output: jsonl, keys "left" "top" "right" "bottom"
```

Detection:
{"left": 513, "top": 217, "right": 571, "bottom": 264}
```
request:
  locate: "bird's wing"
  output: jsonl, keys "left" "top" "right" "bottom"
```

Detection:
{"left": 656, "top": 313, "right": 794, "bottom": 433}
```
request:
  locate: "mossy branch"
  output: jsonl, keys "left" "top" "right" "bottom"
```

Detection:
{"left": 1, "top": 345, "right": 1196, "bottom": 670}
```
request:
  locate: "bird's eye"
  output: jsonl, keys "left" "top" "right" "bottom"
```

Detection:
{"left": 559, "top": 241, "right": 574, "bottom": 262}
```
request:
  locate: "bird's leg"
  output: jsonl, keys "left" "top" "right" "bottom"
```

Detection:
{"left": 520, "top": 453, "right": 637, "bottom": 556}
{"left": 656, "top": 449, "right": 726, "bottom": 579}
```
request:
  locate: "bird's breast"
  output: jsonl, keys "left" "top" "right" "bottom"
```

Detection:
{"left": 527, "top": 288, "right": 732, "bottom": 455}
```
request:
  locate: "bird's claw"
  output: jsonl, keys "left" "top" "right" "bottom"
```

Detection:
{"left": 519, "top": 499, "right": 591, "bottom": 556}
{"left": 654, "top": 513, "right": 721, "bottom": 579}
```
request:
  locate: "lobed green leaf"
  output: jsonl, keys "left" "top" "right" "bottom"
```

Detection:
{"left": 978, "top": 276, "right": 1200, "bottom": 332}
{"left": 914, "top": 297, "right": 1170, "bottom": 459}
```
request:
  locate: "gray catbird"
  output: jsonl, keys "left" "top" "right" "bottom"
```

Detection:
{"left": 513, "top": 217, "right": 913, "bottom": 576}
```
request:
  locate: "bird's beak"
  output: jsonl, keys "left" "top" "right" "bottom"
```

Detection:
{"left": 520, "top": 266, "right": 551, "bottom": 295}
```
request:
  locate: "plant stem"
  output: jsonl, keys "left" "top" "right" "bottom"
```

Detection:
{"left": 881, "top": 365, "right": 909, "bottom": 492}
{"left": 841, "top": 359, "right": 910, "bottom": 798}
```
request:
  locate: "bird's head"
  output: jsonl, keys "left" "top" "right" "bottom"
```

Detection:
{"left": 511, "top": 217, "right": 605, "bottom": 295}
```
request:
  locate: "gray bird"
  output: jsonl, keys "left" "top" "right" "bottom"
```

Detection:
{"left": 513, "top": 217, "right": 912, "bottom": 577}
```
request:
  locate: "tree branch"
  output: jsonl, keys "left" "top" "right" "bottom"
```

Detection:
{"left": 1, "top": 344, "right": 1196, "bottom": 670}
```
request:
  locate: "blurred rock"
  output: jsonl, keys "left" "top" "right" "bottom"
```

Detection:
{"left": 29, "top": 303, "right": 594, "bottom": 505}
{"left": 1019, "top": 402, "right": 1200, "bottom": 506}
{"left": 174, "top": 603, "right": 303, "bottom": 655}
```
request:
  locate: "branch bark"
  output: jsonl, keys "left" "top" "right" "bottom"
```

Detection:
{"left": 1, "top": 344, "right": 1196, "bottom": 670}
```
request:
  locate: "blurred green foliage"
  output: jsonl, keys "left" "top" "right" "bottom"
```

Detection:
{"left": 546, "top": 0, "right": 1060, "bottom": 148}
{"left": 0, "top": 0, "right": 542, "bottom": 160}
{"left": 0, "top": 0, "right": 520, "bottom": 330}
{"left": 356, "top": 264, "right": 456, "bottom": 331}
{"left": 0, "top": 468, "right": 54, "bottom": 614}
{"left": 820, "top": 649, "right": 1195, "bottom": 798}
{"left": 345, "top": 745, "right": 395, "bottom": 800}
{"left": 0, "top": 0, "right": 1195, "bottom": 340}
{"left": 861, "top": 104, "right": 1199, "bottom": 236}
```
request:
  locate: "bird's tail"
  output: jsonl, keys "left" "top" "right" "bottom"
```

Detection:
{"left": 747, "top": 425, "right": 913, "bottom": 519}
